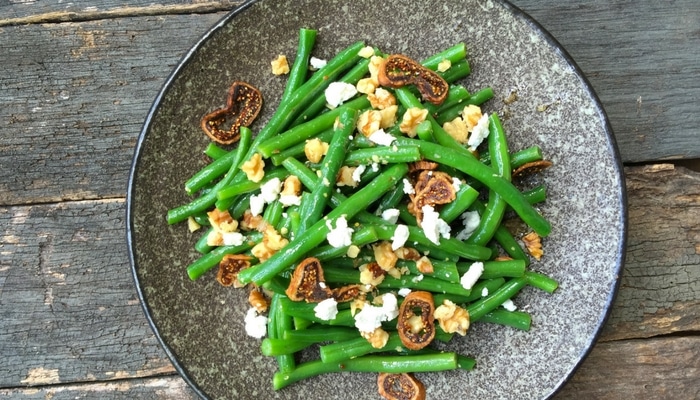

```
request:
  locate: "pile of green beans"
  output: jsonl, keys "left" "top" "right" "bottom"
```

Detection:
{"left": 167, "top": 28, "right": 558, "bottom": 393}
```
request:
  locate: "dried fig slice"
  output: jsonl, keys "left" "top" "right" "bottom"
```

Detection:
{"left": 201, "top": 81, "right": 263, "bottom": 145}
{"left": 377, "top": 54, "right": 449, "bottom": 105}
{"left": 409, "top": 170, "right": 457, "bottom": 223}
{"left": 396, "top": 290, "right": 435, "bottom": 350}
{"left": 216, "top": 254, "right": 252, "bottom": 287}
{"left": 285, "top": 257, "right": 332, "bottom": 302}
{"left": 377, "top": 372, "right": 426, "bottom": 400}
{"left": 512, "top": 160, "right": 553, "bottom": 178}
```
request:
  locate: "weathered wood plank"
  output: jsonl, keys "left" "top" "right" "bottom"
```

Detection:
{"left": 0, "top": 13, "right": 225, "bottom": 206}
{"left": 601, "top": 164, "right": 700, "bottom": 341}
{"left": 512, "top": 0, "right": 700, "bottom": 163}
{"left": 0, "top": 1, "right": 240, "bottom": 26}
{"left": 557, "top": 336, "right": 700, "bottom": 399}
{"left": 0, "top": 375, "right": 198, "bottom": 399}
{"left": 0, "top": 200, "right": 174, "bottom": 387}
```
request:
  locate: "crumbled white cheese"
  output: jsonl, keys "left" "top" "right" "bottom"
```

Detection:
{"left": 351, "top": 164, "right": 366, "bottom": 184}
{"left": 325, "top": 82, "right": 358, "bottom": 108}
{"left": 368, "top": 128, "right": 396, "bottom": 146}
{"left": 222, "top": 231, "right": 245, "bottom": 246}
{"left": 353, "top": 293, "right": 398, "bottom": 333}
{"left": 467, "top": 113, "right": 490, "bottom": 151}
{"left": 421, "top": 205, "right": 451, "bottom": 245}
{"left": 455, "top": 210, "right": 481, "bottom": 241}
{"left": 502, "top": 299, "right": 518, "bottom": 312}
{"left": 452, "top": 177, "right": 462, "bottom": 191}
{"left": 310, "top": 56, "right": 327, "bottom": 70}
{"left": 481, "top": 287, "right": 489, "bottom": 297}
{"left": 249, "top": 194, "right": 265, "bottom": 217}
{"left": 402, "top": 178, "right": 415, "bottom": 195}
{"left": 314, "top": 298, "right": 339, "bottom": 320}
{"left": 279, "top": 194, "right": 302, "bottom": 207}
{"left": 260, "top": 177, "right": 282, "bottom": 203}
{"left": 371, "top": 162, "right": 379, "bottom": 172}
{"left": 412, "top": 274, "right": 424, "bottom": 283}
{"left": 391, "top": 224, "right": 410, "bottom": 251}
{"left": 460, "top": 261, "right": 484, "bottom": 290}
{"left": 397, "top": 288, "right": 412, "bottom": 297}
{"left": 381, "top": 208, "right": 400, "bottom": 224}
{"left": 244, "top": 308, "right": 268, "bottom": 338}
{"left": 326, "top": 215, "right": 354, "bottom": 248}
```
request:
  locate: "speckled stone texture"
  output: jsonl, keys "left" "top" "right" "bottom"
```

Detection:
{"left": 127, "top": 0, "right": 626, "bottom": 399}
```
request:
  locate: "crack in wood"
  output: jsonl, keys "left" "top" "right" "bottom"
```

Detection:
{"left": 0, "top": 2, "right": 243, "bottom": 27}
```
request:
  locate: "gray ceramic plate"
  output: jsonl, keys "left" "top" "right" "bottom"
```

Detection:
{"left": 127, "top": 0, "right": 627, "bottom": 399}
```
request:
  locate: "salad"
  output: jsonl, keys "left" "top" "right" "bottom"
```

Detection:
{"left": 166, "top": 28, "right": 557, "bottom": 400}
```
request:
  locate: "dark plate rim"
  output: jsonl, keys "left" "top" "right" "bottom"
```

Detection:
{"left": 125, "top": 1, "right": 628, "bottom": 399}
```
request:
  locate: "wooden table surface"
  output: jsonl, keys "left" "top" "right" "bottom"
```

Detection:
{"left": 1, "top": 1, "right": 699, "bottom": 399}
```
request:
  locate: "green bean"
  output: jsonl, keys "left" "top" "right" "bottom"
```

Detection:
{"left": 321, "top": 265, "right": 472, "bottom": 297}
{"left": 342, "top": 145, "right": 421, "bottom": 166}
{"left": 203, "top": 142, "right": 229, "bottom": 160}
{"left": 438, "top": 59, "right": 471, "bottom": 83}
{"left": 425, "top": 85, "right": 470, "bottom": 116}
{"left": 467, "top": 277, "right": 527, "bottom": 321}
{"left": 290, "top": 57, "right": 371, "bottom": 127}
{"left": 480, "top": 309, "right": 531, "bottom": 331}
{"left": 439, "top": 183, "right": 480, "bottom": 223}
{"left": 460, "top": 277, "right": 506, "bottom": 304}
{"left": 257, "top": 96, "right": 370, "bottom": 158}
{"left": 246, "top": 40, "right": 365, "bottom": 156}
{"left": 263, "top": 200, "right": 284, "bottom": 227}
{"left": 167, "top": 127, "right": 253, "bottom": 224}
{"left": 297, "top": 107, "right": 356, "bottom": 234}
{"left": 522, "top": 184, "right": 547, "bottom": 205}
{"left": 185, "top": 232, "right": 261, "bottom": 280}
{"left": 267, "top": 293, "right": 296, "bottom": 372}
{"left": 306, "top": 226, "right": 379, "bottom": 261}
{"left": 280, "top": 28, "right": 317, "bottom": 104}
{"left": 283, "top": 326, "right": 360, "bottom": 343}
{"left": 215, "top": 167, "right": 289, "bottom": 201}
{"left": 465, "top": 113, "right": 510, "bottom": 246}
{"left": 525, "top": 271, "right": 559, "bottom": 293}
{"left": 372, "top": 224, "right": 492, "bottom": 261}
{"left": 278, "top": 296, "right": 355, "bottom": 327}
{"left": 434, "top": 87, "right": 495, "bottom": 125}
{"left": 421, "top": 42, "right": 467, "bottom": 70}
{"left": 273, "top": 353, "right": 459, "bottom": 390}
{"left": 237, "top": 163, "right": 409, "bottom": 285}
{"left": 375, "top": 179, "right": 406, "bottom": 214}
{"left": 396, "top": 259, "right": 460, "bottom": 283}
{"left": 394, "top": 137, "right": 551, "bottom": 237}
{"left": 269, "top": 128, "right": 334, "bottom": 166}
{"left": 456, "top": 259, "right": 526, "bottom": 279}
{"left": 194, "top": 227, "right": 215, "bottom": 254}
{"left": 184, "top": 146, "right": 237, "bottom": 195}
{"left": 320, "top": 332, "right": 405, "bottom": 364}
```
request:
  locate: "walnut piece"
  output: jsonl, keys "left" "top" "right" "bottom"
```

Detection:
{"left": 377, "top": 373, "right": 426, "bottom": 400}
{"left": 396, "top": 291, "right": 435, "bottom": 350}
{"left": 357, "top": 109, "right": 383, "bottom": 137}
{"left": 271, "top": 54, "right": 290, "bottom": 75}
{"left": 360, "top": 262, "right": 387, "bottom": 287}
{"left": 304, "top": 138, "right": 329, "bottom": 163}
{"left": 361, "top": 327, "right": 390, "bottom": 349}
{"left": 251, "top": 226, "right": 289, "bottom": 262}
{"left": 356, "top": 77, "right": 378, "bottom": 95}
{"left": 374, "top": 241, "right": 398, "bottom": 271}
{"left": 281, "top": 175, "right": 302, "bottom": 196}
{"left": 248, "top": 289, "right": 269, "bottom": 313}
{"left": 442, "top": 116, "right": 469, "bottom": 144}
{"left": 399, "top": 107, "right": 429, "bottom": 138}
{"left": 336, "top": 165, "right": 359, "bottom": 187}
{"left": 437, "top": 58, "right": 452, "bottom": 73}
{"left": 207, "top": 208, "right": 238, "bottom": 233}
{"left": 241, "top": 153, "right": 265, "bottom": 183}
{"left": 522, "top": 231, "right": 544, "bottom": 260}
{"left": 434, "top": 299, "right": 470, "bottom": 336}
{"left": 368, "top": 88, "right": 397, "bottom": 110}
